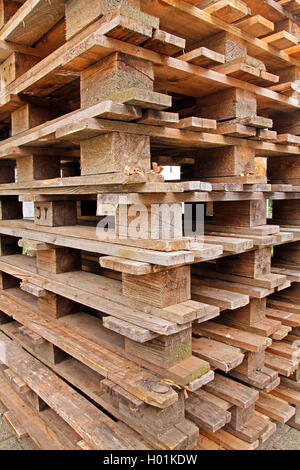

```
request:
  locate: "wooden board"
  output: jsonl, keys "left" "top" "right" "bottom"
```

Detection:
{"left": 0, "top": 0, "right": 65, "bottom": 46}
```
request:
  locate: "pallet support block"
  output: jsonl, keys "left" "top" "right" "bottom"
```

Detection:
{"left": 125, "top": 328, "right": 192, "bottom": 369}
{"left": 230, "top": 404, "right": 256, "bottom": 431}
{"left": 202, "top": 31, "right": 247, "bottom": 63}
{"left": 223, "top": 299, "right": 268, "bottom": 326}
{"left": 213, "top": 200, "right": 267, "bottom": 227}
{"left": 217, "top": 249, "right": 271, "bottom": 279}
{"left": 0, "top": 272, "right": 19, "bottom": 290}
{"left": 11, "top": 104, "right": 58, "bottom": 136}
{"left": 0, "top": 53, "right": 40, "bottom": 89}
{"left": 37, "top": 292, "right": 80, "bottom": 319}
{"left": 194, "top": 146, "right": 255, "bottom": 179}
{"left": 0, "top": 235, "right": 20, "bottom": 256}
{"left": 0, "top": 197, "right": 22, "bottom": 220}
{"left": 198, "top": 88, "right": 257, "bottom": 121}
{"left": 65, "top": 0, "right": 158, "bottom": 40}
{"left": 80, "top": 132, "right": 151, "bottom": 175}
{"left": 100, "top": 383, "right": 198, "bottom": 449}
{"left": 80, "top": 52, "right": 154, "bottom": 175}
{"left": 122, "top": 266, "right": 191, "bottom": 308}
{"left": 36, "top": 247, "right": 81, "bottom": 274}
{"left": 277, "top": 65, "right": 300, "bottom": 83}
{"left": 235, "top": 351, "right": 266, "bottom": 377}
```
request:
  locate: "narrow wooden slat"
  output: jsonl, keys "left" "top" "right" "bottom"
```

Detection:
{"left": 256, "top": 393, "right": 295, "bottom": 423}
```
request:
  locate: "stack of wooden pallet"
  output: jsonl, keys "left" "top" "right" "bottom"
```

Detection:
{"left": 0, "top": 0, "right": 299, "bottom": 451}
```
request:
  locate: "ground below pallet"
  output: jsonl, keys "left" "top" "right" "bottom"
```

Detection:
{"left": 0, "top": 404, "right": 37, "bottom": 450}
{"left": 0, "top": 406, "right": 298, "bottom": 451}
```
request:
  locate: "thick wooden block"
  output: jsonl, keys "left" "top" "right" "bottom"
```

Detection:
{"left": 122, "top": 266, "right": 191, "bottom": 308}
{"left": 38, "top": 292, "right": 79, "bottom": 319}
{"left": 294, "top": 365, "right": 300, "bottom": 382}
{"left": 276, "top": 283, "right": 300, "bottom": 304}
{"left": 277, "top": 65, "right": 300, "bottom": 83}
{"left": 100, "top": 0, "right": 159, "bottom": 29}
{"left": 0, "top": 235, "right": 20, "bottom": 256}
{"left": 268, "top": 157, "right": 300, "bottom": 182}
{"left": 0, "top": 311, "right": 11, "bottom": 324}
{"left": 100, "top": 381, "right": 187, "bottom": 439}
{"left": 66, "top": 0, "right": 105, "bottom": 39}
{"left": 65, "top": 0, "right": 157, "bottom": 40}
{"left": 194, "top": 146, "right": 255, "bottom": 178}
{"left": 115, "top": 203, "right": 183, "bottom": 239}
{"left": 199, "top": 0, "right": 248, "bottom": 23}
{"left": 0, "top": 161, "right": 15, "bottom": 183}
{"left": 142, "top": 29, "right": 185, "bottom": 56}
{"left": 0, "top": 197, "right": 22, "bottom": 220}
{"left": 230, "top": 404, "right": 255, "bottom": 431}
{"left": 0, "top": 53, "right": 40, "bottom": 88}
{"left": 235, "top": 351, "right": 265, "bottom": 376}
{"left": 275, "top": 19, "right": 300, "bottom": 42}
{"left": 0, "top": 1, "right": 22, "bottom": 28}
{"left": 217, "top": 249, "right": 271, "bottom": 279}
{"left": 213, "top": 200, "right": 267, "bottom": 227}
{"left": 11, "top": 104, "right": 58, "bottom": 136}
{"left": 273, "top": 200, "right": 300, "bottom": 225}
{"left": 198, "top": 88, "right": 257, "bottom": 121}
{"left": 224, "top": 298, "right": 267, "bottom": 327}
{"left": 202, "top": 31, "right": 247, "bottom": 63}
{"left": 80, "top": 132, "right": 151, "bottom": 175}
{"left": 81, "top": 52, "right": 154, "bottom": 107}
{"left": 0, "top": 272, "right": 19, "bottom": 290}
{"left": 23, "top": 390, "right": 48, "bottom": 412}
{"left": 36, "top": 247, "right": 81, "bottom": 274}
{"left": 17, "top": 155, "right": 61, "bottom": 183}
{"left": 125, "top": 328, "right": 192, "bottom": 368}
{"left": 34, "top": 201, "right": 77, "bottom": 227}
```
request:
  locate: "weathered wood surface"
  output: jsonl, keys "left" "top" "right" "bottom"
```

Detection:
{"left": 0, "top": 332, "right": 142, "bottom": 449}
{"left": 0, "top": 288, "right": 179, "bottom": 408}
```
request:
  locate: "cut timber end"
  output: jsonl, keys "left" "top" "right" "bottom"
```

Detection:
{"left": 113, "top": 88, "right": 172, "bottom": 110}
